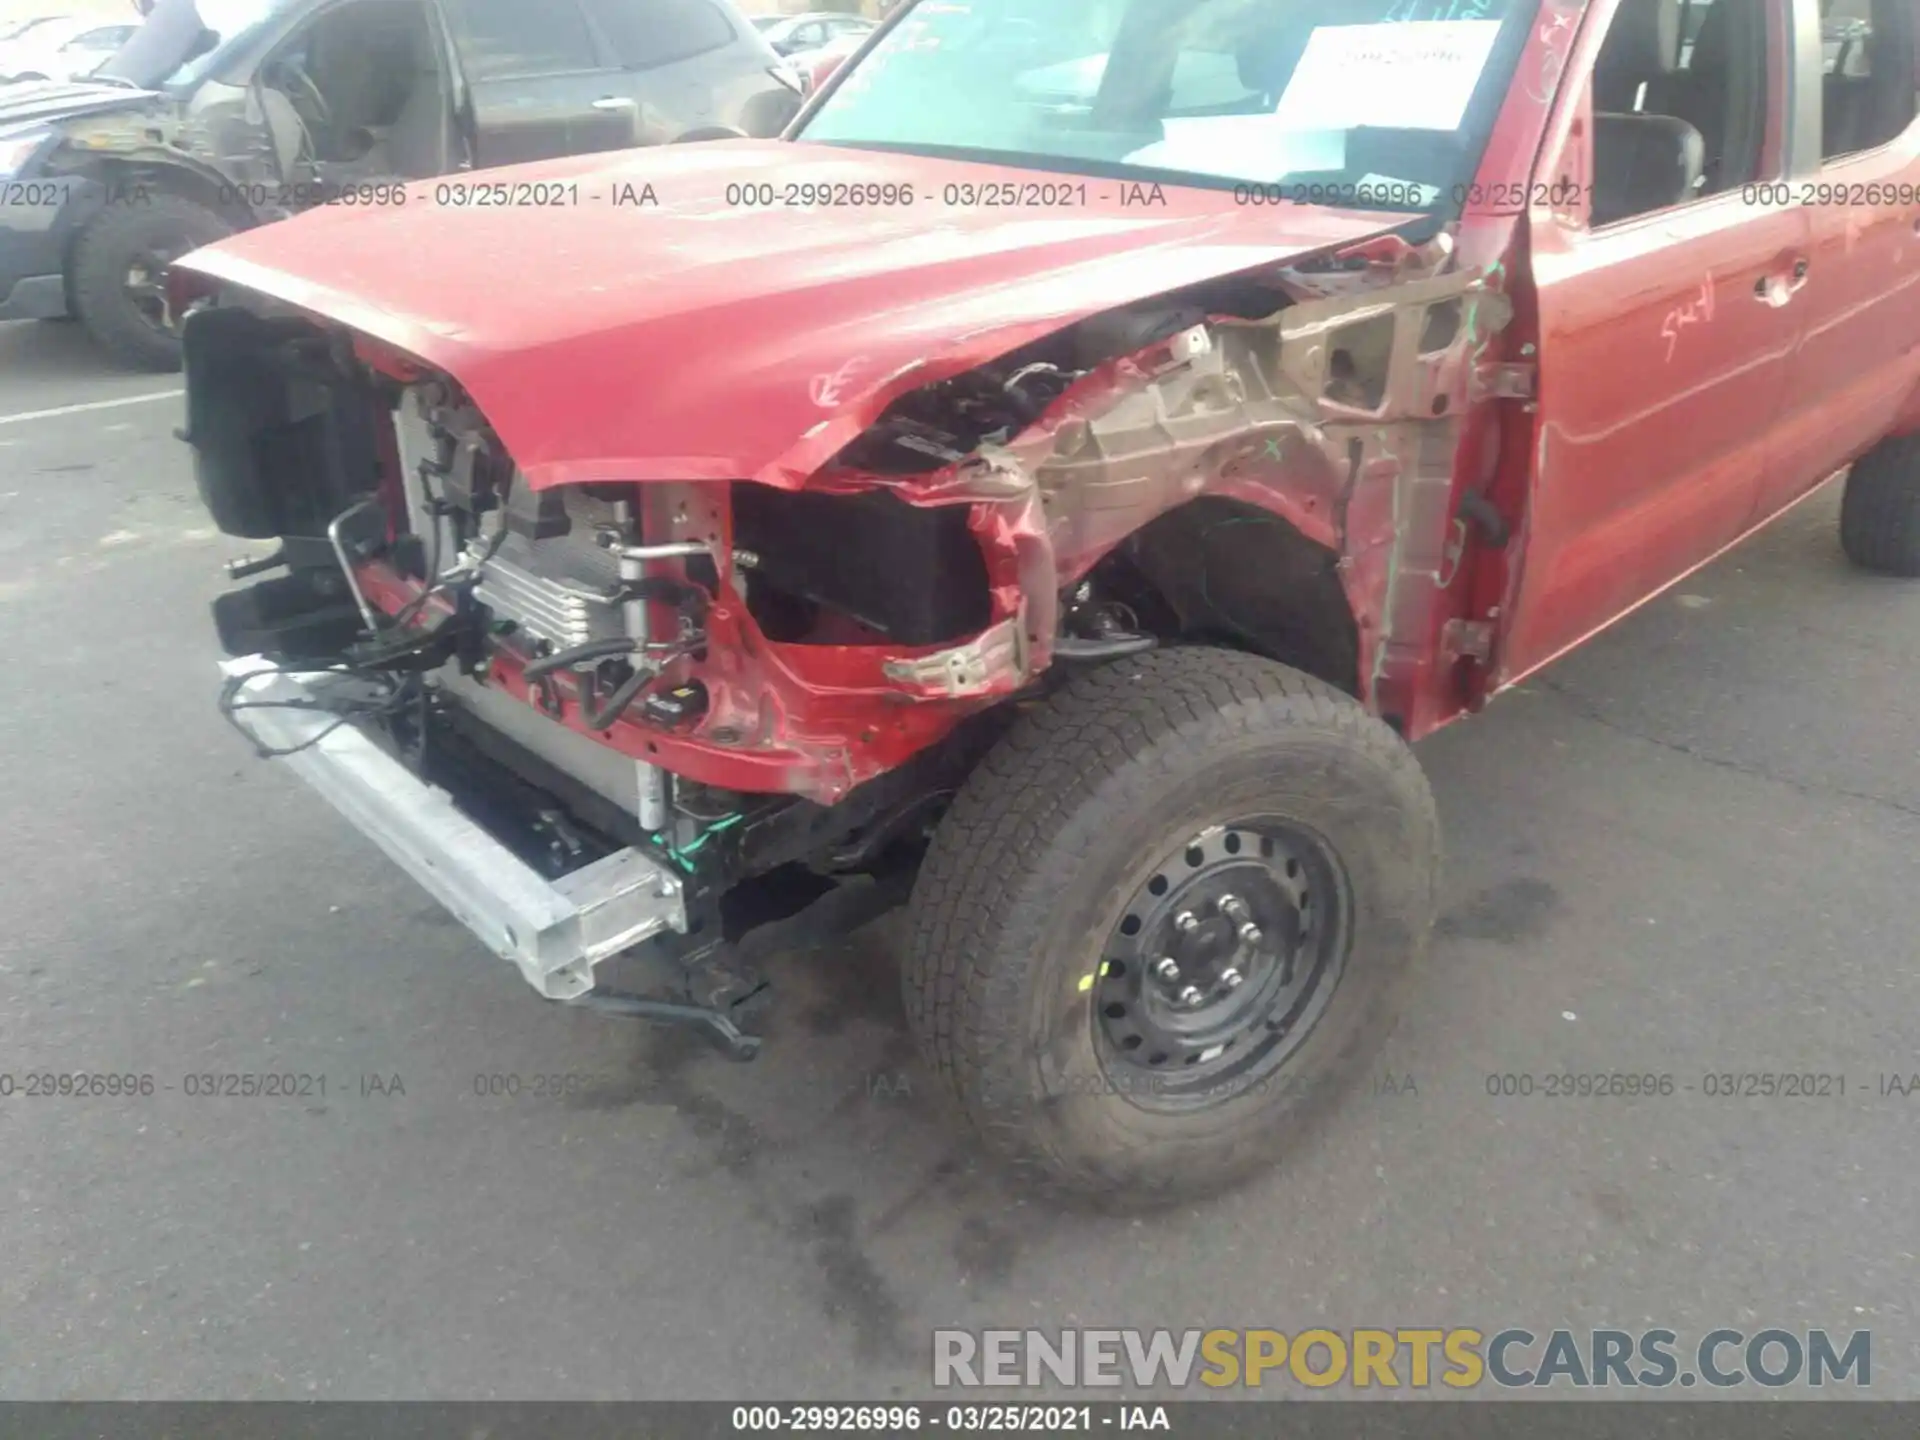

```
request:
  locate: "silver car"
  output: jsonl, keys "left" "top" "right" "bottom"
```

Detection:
{"left": 751, "top": 9, "right": 873, "bottom": 57}
{"left": 0, "top": 15, "right": 141, "bottom": 81}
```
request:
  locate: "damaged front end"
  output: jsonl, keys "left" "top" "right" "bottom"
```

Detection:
{"left": 181, "top": 211, "right": 1517, "bottom": 1034}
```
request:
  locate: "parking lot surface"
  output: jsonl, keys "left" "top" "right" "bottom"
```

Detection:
{"left": 3, "top": 318, "right": 1919, "bottom": 1399}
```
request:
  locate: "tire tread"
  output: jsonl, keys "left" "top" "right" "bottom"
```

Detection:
{"left": 1840, "top": 435, "right": 1920, "bottom": 577}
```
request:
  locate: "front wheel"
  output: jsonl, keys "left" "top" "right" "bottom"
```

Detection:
{"left": 902, "top": 647, "right": 1439, "bottom": 1206}
{"left": 69, "top": 193, "right": 232, "bottom": 372}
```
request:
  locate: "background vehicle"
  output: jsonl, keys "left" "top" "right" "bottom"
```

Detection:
{"left": 0, "top": 14, "right": 72, "bottom": 46}
{"left": 790, "top": 24, "right": 865, "bottom": 93}
{"left": 752, "top": 9, "right": 870, "bottom": 57}
{"left": 0, "top": 0, "right": 802, "bottom": 369}
{"left": 176, "top": 0, "right": 1920, "bottom": 1205}
{"left": 0, "top": 15, "right": 139, "bottom": 81}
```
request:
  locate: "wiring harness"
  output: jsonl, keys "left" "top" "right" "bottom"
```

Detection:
{"left": 217, "top": 664, "right": 424, "bottom": 761}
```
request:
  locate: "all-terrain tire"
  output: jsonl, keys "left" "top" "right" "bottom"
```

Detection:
{"left": 1840, "top": 434, "right": 1920, "bottom": 576}
{"left": 69, "top": 194, "right": 231, "bottom": 372}
{"left": 902, "top": 646, "right": 1440, "bottom": 1206}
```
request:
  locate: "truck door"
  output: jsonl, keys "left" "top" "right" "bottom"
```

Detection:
{"left": 440, "top": 0, "right": 641, "bottom": 166}
{"left": 1758, "top": 0, "right": 1920, "bottom": 520}
{"left": 1494, "top": 0, "right": 1812, "bottom": 687}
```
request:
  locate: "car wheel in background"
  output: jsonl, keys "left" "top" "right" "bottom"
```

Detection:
{"left": 68, "top": 193, "right": 232, "bottom": 372}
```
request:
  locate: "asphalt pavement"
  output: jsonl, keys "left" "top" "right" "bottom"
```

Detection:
{"left": 3, "top": 317, "right": 1918, "bottom": 1401}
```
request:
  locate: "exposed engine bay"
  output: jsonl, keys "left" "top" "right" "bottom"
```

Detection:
{"left": 184, "top": 223, "right": 1512, "bottom": 1027}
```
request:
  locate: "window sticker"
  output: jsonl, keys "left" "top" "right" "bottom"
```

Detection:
{"left": 1272, "top": 20, "right": 1504, "bottom": 133}
{"left": 1125, "top": 120, "right": 1347, "bottom": 180}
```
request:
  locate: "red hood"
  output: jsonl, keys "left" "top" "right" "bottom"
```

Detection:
{"left": 177, "top": 141, "right": 1404, "bottom": 490}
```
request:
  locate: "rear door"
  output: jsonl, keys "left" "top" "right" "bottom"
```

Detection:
{"left": 441, "top": 0, "right": 641, "bottom": 165}
{"left": 1495, "top": 0, "right": 1812, "bottom": 685}
{"left": 578, "top": 0, "right": 766, "bottom": 139}
{"left": 1759, "top": 0, "right": 1920, "bottom": 518}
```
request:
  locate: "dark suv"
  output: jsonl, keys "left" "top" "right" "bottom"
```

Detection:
{"left": 0, "top": 0, "right": 801, "bottom": 369}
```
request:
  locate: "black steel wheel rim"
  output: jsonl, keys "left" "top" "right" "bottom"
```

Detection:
{"left": 1089, "top": 818, "right": 1352, "bottom": 1112}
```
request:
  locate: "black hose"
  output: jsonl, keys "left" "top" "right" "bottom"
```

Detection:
{"left": 583, "top": 666, "right": 655, "bottom": 731}
{"left": 1054, "top": 634, "right": 1159, "bottom": 662}
{"left": 1458, "top": 491, "right": 1511, "bottom": 548}
{"left": 629, "top": 575, "right": 711, "bottom": 623}
{"left": 522, "top": 637, "right": 635, "bottom": 680}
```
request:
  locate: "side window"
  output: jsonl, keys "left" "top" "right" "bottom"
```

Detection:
{"left": 1819, "top": 0, "right": 1917, "bottom": 158}
{"left": 1679, "top": 0, "right": 1715, "bottom": 63}
{"left": 446, "top": 0, "right": 602, "bottom": 80}
{"left": 1588, "top": 0, "right": 1778, "bottom": 226}
{"left": 582, "top": 0, "right": 736, "bottom": 70}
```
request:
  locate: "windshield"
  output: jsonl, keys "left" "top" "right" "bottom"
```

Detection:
{"left": 799, "top": 0, "right": 1538, "bottom": 215}
{"left": 98, "top": 0, "right": 287, "bottom": 90}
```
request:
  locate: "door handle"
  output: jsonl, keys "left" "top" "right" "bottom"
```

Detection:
{"left": 592, "top": 96, "right": 638, "bottom": 111}
{"left": 1754, "top": 258, "right": 1810, "bottom": 306}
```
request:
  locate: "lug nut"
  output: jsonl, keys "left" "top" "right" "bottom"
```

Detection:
{"left": 1238, "top": 923, "right": 1263, "bottom": 946}
{"left": 1220, "top": 968, "right": 1244, "bottom": 990}
{"left": 1154, "top": 958, "right": 1182, "bottom": 982}
{"left": 1174, "top": 911, "right": 1199, "bottom": 934}
{"left": 1219, "top": 895, "right": 1250, "bottom": 923}
{"left": 1177, "top": 985, "right": 1205, "bottom": 1008}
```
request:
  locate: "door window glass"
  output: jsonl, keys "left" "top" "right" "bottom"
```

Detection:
{"left": 1817, "top": 0, "right": 1917, "bottom": 158}
{"left": 447, "top": 0, "right": 601, "bottom": 79}
{"left": 584, "top": 0, "right": 736, "bottom": 69}
{"left": 1589, "top": 0, "right": 1780, "bottom": 225}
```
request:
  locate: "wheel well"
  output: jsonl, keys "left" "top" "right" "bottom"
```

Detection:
{"left": 60, "top": 163, "right": 250, "bottom": 281}
{"left": 92, "top": 163, "right": 252, "bottom": 231}
{"left": 165, "top": 168, "right": 251, "bottom": 225}
{"left": 1089, "top": 497, "right": 1361, "bottom": 696}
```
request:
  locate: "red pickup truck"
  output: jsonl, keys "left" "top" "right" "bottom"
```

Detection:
{"left": 176, "top": 0, "right": 1920, "bottom": 1204}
